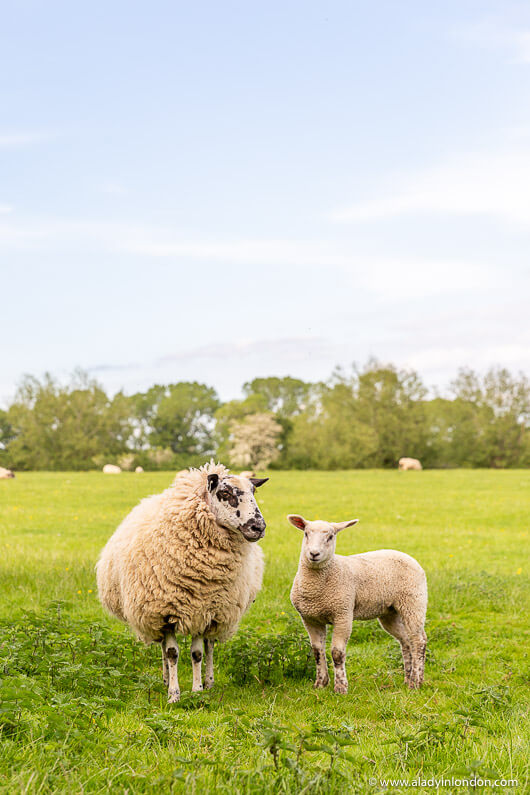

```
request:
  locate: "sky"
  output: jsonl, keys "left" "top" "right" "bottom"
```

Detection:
{"left": 1, "top": 0, "right": 530, "bottom": 404}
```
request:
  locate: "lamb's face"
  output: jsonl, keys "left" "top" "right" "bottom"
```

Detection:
{"left": 207, "top": 474, "right": 268, "bottom": 541}
{"left": 287, "top": 515, "right": 359, "bottom": 567}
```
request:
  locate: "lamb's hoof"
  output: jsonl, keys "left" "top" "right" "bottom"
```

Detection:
{"left": 167, "top": 690, "right": 180, "bottom": 703}
{"left": 191, "top": 685, "right": 203, "bottom": 693}
{"left": 334, "top": 682, "right": 348, "bottom": 694}
{"left": 313, "top": 677, "right": 329, "bottom": 689}
{"left": 203, "top": 679, "right": 214, "bottom": 690}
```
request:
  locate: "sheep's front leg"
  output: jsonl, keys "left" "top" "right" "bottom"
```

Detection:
{"left": 331, "top": 615, "right": 352, "bottom": 694}
{"left": 303, "top": 619, "right": 329, "bottom": 688}
{"left": 203, "top": 639, "right": 215, "bottom": 690}
{"left": 163, "top": 627, "right": 180, "bottom": 703}
{"left": 161, "top": 643, "right": 169, "bottom": 687}
{"left": 191, "top": 635, "right": 204, "bottom": 692}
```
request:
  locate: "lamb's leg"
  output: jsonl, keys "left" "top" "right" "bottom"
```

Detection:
{"left": 161, "top": 643, "right": 169, "bottom": 687}
{"left": 203, "top": 639, "right": 215, "bottom": 690}
{"left": 378, "top": 612, "right": 415, "bottom": 688}
{"left": 163, "top": 627, "right": 180, "bottom": 703}
{"left": 331, "top": 616, "right": 352, "bottom": 694}
{"left": 407, "top": 628, "right": 427, "bottom": 689}
{"left": 303, "top": 619, "right": 329, "bottom": 688}
{"left": 191, "top": 635, "right": 204, "bottom": 692}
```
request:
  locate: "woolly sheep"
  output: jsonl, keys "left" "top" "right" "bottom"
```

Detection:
{"left": 239, "top": 470, "right": 255, "bottom": 479}
{"left": 135, "top": 466, "right": 144, "bottom": 473}
{"left": 0, "top": 467, "right": 15, "bottom": 479}
{"left": 102, "top": 464, "right": 121, "bottom": 474}
{"left": 398, "top": 457, "right": 423, "bottom": 471}
{"left": 96, "top": 462, "right": 269, "bottom": 702}
{"left": 288, "top": 514, "right": 427, "bottom": 693}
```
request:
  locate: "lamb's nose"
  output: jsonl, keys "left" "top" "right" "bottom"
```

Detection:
{"left": 309, "top": 551, "right": 320, "bottom": 560}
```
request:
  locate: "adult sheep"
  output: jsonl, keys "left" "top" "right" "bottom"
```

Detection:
{"left": 96, "top": 462, "right": 268, "bottom": 702}
{"left": 0, "top": 467, "right": 15, "bottom": 479}
{"left": 102, "top": 464, "right": 121, "bottom": 474}
{"left": 398, "top": 457, "right": 423, "bottom": 471}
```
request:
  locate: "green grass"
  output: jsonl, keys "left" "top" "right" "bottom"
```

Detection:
{"left": 0, "top": 470, "right": 528, "bottom": 793}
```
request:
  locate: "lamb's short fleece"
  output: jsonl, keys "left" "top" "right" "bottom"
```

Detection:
{"left": 289, "top": 515, "right": 427, "bottom": 693}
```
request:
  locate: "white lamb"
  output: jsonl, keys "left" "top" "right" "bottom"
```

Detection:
{"left": 96, "top": 463, "right": 268, "bottom": 702}
{"left": 288, "top": 514, "right": 427, "bottom": 694}
{"left": 102, "top": 464, "right": 121, "bottom": 474}
{"left": 0, "top": 467, "right": 15, "bottom": 479}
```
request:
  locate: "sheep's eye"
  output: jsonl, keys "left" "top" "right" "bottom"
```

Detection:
{"left": 304, "top": 532, "right": 308, "bottom": 538}
{"left": 327, "top": 535, "right": 333, "bottom": 542}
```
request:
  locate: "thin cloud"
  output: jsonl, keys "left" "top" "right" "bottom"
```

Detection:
{"left": 453, "top": 19, "right": 530, "bottom": 64}
{"left": 330, "top": 149, "right": 530, "bottom": 225}
{"left": 0, "top": 213, "right": 500, "bottom": 302}
{"left": 0, "top": 131, "right": 55, "bottom": 147}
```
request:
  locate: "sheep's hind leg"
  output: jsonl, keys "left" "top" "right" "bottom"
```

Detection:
{"left": 203, "top": 639, "right": 215, "bottom": 690}
{"left": 378, "top": 612, "right": 413, "bottom": 688}
{"left": 163, "top": 627, "right": 180, "bottom": 703}
{"left": 303, "top": 620, "right": 329, "bottom": 688}
{"left": 191, "top": 636, "right": 204, "bottom": 692}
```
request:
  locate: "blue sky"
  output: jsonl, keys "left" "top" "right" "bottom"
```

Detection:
{"left": 1, "top": 0, "right": 530, "bottom": 403}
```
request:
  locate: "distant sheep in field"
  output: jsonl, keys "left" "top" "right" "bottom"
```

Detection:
{"left": 288, "top": 514, "right": 427, "bottom": 693}
{"left": 239, "top": 470, "right": 255, "bottom": 479}
{"left": 96, "top": 462, "right": 269, "bottom": 702}
{"left": 135, "top": 466, "right": 144, "bottom": 473}
{"left": 0, "top": 467, "right": 15, "bottom": 479}
{"left": 398, "top": 457, "right": 423, "bottom": 471}
{"left": 102, "top": 464, "right": 121, "bottom": 474}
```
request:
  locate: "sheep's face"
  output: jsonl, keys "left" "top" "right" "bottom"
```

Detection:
{"left": 207, "top": 473, "right": 268, "bottom": 541}
{"left": 287, "top": 515, "right": 359, "bottom": 567}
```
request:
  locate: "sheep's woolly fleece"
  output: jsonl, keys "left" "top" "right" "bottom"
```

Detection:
{"left": 96, "top": 462, "right": 264, "bottom": 644}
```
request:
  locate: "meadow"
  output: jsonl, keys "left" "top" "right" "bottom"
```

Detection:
{"left": 0, "top": 470, "right": 528, "bottom": 793}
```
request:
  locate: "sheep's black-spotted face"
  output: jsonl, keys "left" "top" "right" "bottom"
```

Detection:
{"left": 207, "top": 474, "right": 268, "bottom": 541}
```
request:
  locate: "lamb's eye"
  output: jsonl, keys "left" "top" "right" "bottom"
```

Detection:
{"left": 327, "top": 535, "right": 333, "bottom": 542}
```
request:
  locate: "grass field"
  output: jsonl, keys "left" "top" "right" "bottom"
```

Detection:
{"left": 0, "top": 470, "right": 528, "bottom": 793}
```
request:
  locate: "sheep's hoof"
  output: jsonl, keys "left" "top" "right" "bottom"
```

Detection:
{"left": 167, "top": 690, "right": 180, "bottom": 703}
{"left": 203, "top": 679, "right": 214, "bottom": 690}
{"left": 334, "top": 682, "right": 348, "bottom": 694}
{"left": 314, "top": 677, "right": 329, "bottom": 689}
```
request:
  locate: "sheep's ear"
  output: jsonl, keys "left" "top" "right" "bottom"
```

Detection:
{"left": 287, "top": 514, "right": 307, "bottom": 530}
{"left": 207, "top": 474, "right": 219, "bottom": 492}
{"left": 332, "top": 519, "right": 359, "bottom": 532}
{"left": 250, "top": 477, "right": 269, "bottom": 488}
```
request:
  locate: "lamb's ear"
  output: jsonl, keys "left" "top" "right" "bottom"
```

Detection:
{"left": 207, "top": 473, "right": 219, "bottom": 492}
{"left": 332, "top": 519, "right": 359, "bottom": 532}
{"left": 250, "top": 477, "right": 269, "bottom": 488}
{"left": 287, "top": 514, "right": 307, "bottom": 530}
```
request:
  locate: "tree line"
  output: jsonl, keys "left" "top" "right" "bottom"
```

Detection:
{"left": 1, "top": 362, "right": 529, "bottom": 471}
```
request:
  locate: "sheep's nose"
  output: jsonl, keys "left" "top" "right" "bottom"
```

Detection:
{"left": 309, "top": 551, "right": 320, "bottom": 561}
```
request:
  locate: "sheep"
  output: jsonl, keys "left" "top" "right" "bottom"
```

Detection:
{"left": 0, "top": 467, "right": 15, "bottom": 479}
{"left": 96, "top": 462, "right": 269, "bottom": 702}
{"left": 135, "top": 466, "right": 144, "bottom": 473}
{"left": 288, "top": 514, "right": 427, "bottom": 694}
{"left": 102, "top": 464, "right": 121, "bottom": 474}
{"left": 239, "top": 470, "right": 255, "bottom": 479}
{"left": 398, "top": 457, "right": 423, "bottom": 471}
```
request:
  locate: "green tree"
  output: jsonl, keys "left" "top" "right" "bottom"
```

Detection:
{"left": 242, "top": 376, "right": 311, "bottom": 417}
{"left": 6, "top": 371, "right": 131, "bottom": 470}
{"left": 148, "top": 382, "right": 220, "bottom": 456}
